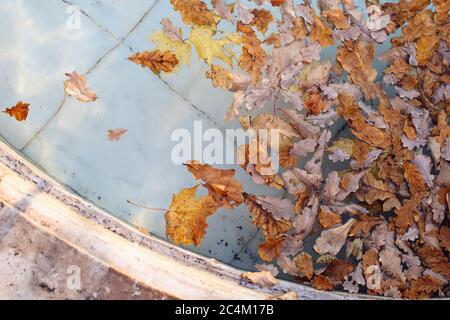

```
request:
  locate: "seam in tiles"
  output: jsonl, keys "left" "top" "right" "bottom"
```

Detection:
{"left": 60, "top": 0, "right": 120, "bottom": 41}
{"left": 20, "top": 96, "right": 67, "bottom": 152}
{"left": 85, "top": 0, "right": 161, "bottom": 75}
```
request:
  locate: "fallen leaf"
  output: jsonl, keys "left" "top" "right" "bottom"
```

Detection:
{"left": 170, "top": 0, "right": 216, "bottom": 26}
{"left": 314, "top": 219, "right": 356, "bottom": 256}
{"left": 64, "top": 71, "right": 98, "bottom": 102}
{"left": 186, "top": 162, "right": 244, "bottom": 208}
{"left": 258, "top": 236, "right": 286, "bottom": 262}
{"left": 165, "top": 186, "right": 220, "bottom": 246}
{"left": 107, "top": 128, "right": 127, "bottom": 141}
{"left": 312, "top": 275, "right": 334, "bottom": 291}
{"left": 318, "top": 209, "right": 342, "bottom": 229}
{"left": 241, "top": 271, "right": 278, "bottom": 288}
{"left": 293, "top": 252, "right": 314, "bottom": 279}
{"left": 190, "top": 26, "right": 241, "bottom": 66}
{"left": 3, "top": 101, "right": 30, "bottom": 122}
{"left": 245, "top": 193, "right": 292, "bottom": 238}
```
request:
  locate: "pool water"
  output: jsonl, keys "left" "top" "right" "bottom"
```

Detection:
{"left": 0, "top": 0, "right": 392, "bottom": 272}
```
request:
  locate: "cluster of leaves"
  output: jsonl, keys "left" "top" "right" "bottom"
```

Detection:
{"left": 132, "top": 0, "right": 449, "bottom": 298}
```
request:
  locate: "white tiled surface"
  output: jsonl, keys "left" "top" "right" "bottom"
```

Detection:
{"left": 0, "top": 0, "right": 390, "bottom": 271}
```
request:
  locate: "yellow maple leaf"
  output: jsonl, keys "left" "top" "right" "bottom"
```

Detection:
{"left": 165, "top": 186, "right": 220, "bottom": 246}
{"left": 189, "top": 26, "right": 241, "bottom": 66}
{"left": 149, "top": 31, "right": 191, "bottom": 67}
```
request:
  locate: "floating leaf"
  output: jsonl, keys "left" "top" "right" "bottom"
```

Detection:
{"left": 3, "top": 101, "right": 30, "bottom": 122}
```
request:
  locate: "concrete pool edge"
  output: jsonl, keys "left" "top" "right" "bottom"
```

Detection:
{"left": 0, "top": 138, "right": 388, "bottom": 300}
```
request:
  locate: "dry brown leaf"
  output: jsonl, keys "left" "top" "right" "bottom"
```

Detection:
{"left": 403, "top": 275, "right": 445, "bottom": 299}
{"left": 403, "top": 162, "right": 429, "bottom": 194}
{"left": 64, "top": 71, "right": 98, "bottom": 102}
{"left": 239, "top": 31, "right": 266, "bottom": 84}
{"left": 312, "top": 275, "right": 335, "bottom": 291}
{"left": 322, "top": 259, "right": 354, "bottom": 282}
{"left": 402, "top": 9, "right": 436, "bottom": 42}
{"left": 245, "top": 194, "right": 292, "bottom": 238}
{"left": 350, "top": 216, "right": 384, "bottom": 237}
{"left": 310, "top": 13, "right": 334, "bottom": 47}
{"left": 170, "top": 0, "right": 215, "bottom": 26}
{"left": 251, "top": 9, "right": 273, "bottom": 34}
{"left": 438, "top": 226, "right": 450, "bottom": 252}
{"left": 318, "top": 209, "right": 342, "bottom": 229}
{"left": 244, "top": 194, "right": 292, "bottom": 238}
{"left": 393, "top": 195, "right": 422, "bottom": 234}
{"left": 206, "top": 64, "right": 233, "bottom": 89}
{"left": 337, "top": 41, "right": 377, "bottom": 99}
{"left": 165, "top": 186, "right": 220, "bottom": 246}
{"left": 293, "top": 252, "right": 314, "bottom": 279}
{"left": 3, "top": 101, "right": 30, "bottom": 122}
{"left": 241, "top": 271, "right": 278, "bottom": 288}
{"left": 107, "top": 128, "right": 127, "bottom": 141}
{"left": 258, "top": 236, "right": 286, "bottom": 262}
{"left": 314, "top": 219, "right": 356, "bottom": 256}
{"left": 305, "top": 93, "right": 326, "bottom": 116}
{"left": 338, "top": 93, "right": 391, "bottom": 148}
{"left": 128, "top": 50, "right": 179, "bottom": 75}
{"left": 186, "top": 162, "right": 244, "bottom": 208}
{"left": 322, "top": 9, "right": 350, "bottom": 30}
{"left": 416, "top": 33, "right": 440, "bottom": 65}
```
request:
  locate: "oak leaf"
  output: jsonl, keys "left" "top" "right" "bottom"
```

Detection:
{"left": 149, "top": 31, "right": 191, "bottom": 66}
{"left": 244, "top": 193, "right": 292, "bottom": 238}
{"left": 64, "top": 71, "right": 98, "bottom": 102}
{"left": 170, "top": 0, "right": 216, "bottom": 26}
{"left": 312, "top": 275, "right": 334, "bottom": 291}
{"left": 318, "top": 209, "right": 342, "bottom": 229}
{"left": 310, "top": 13, "right": 334, "bottom": 47}
{"left": 293, "top": 252, "right": 314, "bottom": 279}
{"left": 251, "top": 9, "right": 273, "bottom": 34}
{"left": 128, "top": 50, "right": 179, "bottom": 75}
{"left": 337, "top": 41, "right": 377, "bottom": 99}
{"left": 206, "top": 65, "right": 233, "bottom": 90}
{"left": 3, "top": 101, "right": 30, "bottom": 122}
{"left": 241, "top": 271, "right": 278, "bottom": 288}
{"left": 186, "top": 162, "right": 244, "bottom": 208}
{"left": 258, "top": 236, "right": 286, "bottom": 262}
{"left": 107, "top": 129, "right": 127, "bottom": 141}
{"left": 322, "top": 9, "right": 350, "bottom": 30}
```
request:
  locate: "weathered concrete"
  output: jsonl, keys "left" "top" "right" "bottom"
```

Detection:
{"left": 0, "top": 203, "right": 172, "bottom": 299}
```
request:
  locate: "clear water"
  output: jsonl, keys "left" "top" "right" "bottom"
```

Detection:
{"left": 0, "top": 0, "right": 393, "bottom": 271}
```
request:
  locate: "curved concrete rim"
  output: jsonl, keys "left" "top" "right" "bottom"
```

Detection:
{"left": 0, "top": 137, "right": 394, "bottom": 300}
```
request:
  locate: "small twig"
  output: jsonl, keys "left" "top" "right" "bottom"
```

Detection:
{"left": 127, "top": 200, "right": 166, "bottom": 212}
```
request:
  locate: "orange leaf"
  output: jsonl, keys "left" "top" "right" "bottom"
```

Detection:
{"left": 258, "top": 236, "right": 285, "bottom": 262}
{"left": 129, "top": 50, "right": 179, "bottom": 75}
{"left": 165, "top": 186, "right": 220, "bottom": 246}
{"left": 170, "top": 0, "right": 215, "bottom": 26}
{"left": 107, "top": 128, "right": 128, "bottom": 141}
{"left": 293, "top": 252, "right": 314, "bottom": 279}
{"left": 310, "top": 13, "right": 334, "bottom": 47}
{"left": 186, "top": 162, "right": 244, "bottom": 208}
{"left": 3, "top": 101, "right": 30, "bottom": 122}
